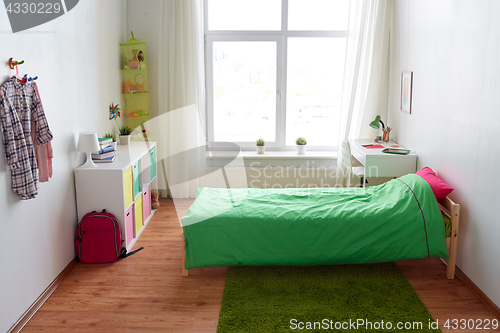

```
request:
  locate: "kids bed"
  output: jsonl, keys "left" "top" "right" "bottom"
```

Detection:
{"left": 180, "top": 173, "right": 460, "bottom": 279}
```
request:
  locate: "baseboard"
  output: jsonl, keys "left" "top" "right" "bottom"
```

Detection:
{"left": 441, "top": 259, "right": 500, "bottom": 319}
{"left": 455, "top": 266, "right": 500, "bottom": 319}
{"left": 8, "top": 257, "right": 78, "bottom": 333}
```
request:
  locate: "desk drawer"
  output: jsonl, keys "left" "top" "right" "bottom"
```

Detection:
{"left": 350, "top": 146, "right": 365, "bottom": 166}
{"left": 367, "top": 155, "right": 417, "bottom": 178}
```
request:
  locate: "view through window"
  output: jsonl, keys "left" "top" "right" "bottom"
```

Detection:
{"left": 206, "top": 0, "right": 349, "bottom": 149}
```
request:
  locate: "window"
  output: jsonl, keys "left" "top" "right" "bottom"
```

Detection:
{"left": 206, "top": 0, "right": 349, "bottom": 150}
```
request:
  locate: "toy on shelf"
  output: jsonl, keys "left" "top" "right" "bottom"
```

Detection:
{"left": 120, "top": 32, "right": 147, "bottom": 70}
{"left": 151, "top": 190, "right": 160, "bottom": 210}
{"left": 123, "top": 73, "right": 148, "bottom": 94}
{"left": 126, "top": 111, "right": 140, "bottom": 118}
{"left": 126, "top": 109, "right": 150, "bottom": 118}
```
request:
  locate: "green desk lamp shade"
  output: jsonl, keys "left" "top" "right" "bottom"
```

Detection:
{"left": 369, "top": 115, "right": 385, "bottom": 129}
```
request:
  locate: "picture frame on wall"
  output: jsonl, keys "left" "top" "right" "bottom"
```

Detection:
{"left": 400, "top": 71, "right": 413, "bottom": 114}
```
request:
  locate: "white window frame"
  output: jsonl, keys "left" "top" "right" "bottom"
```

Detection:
{"left": 206, "top": 34, "right": 283, "bottom": 150}
{"left": 204, "top": 0, "right": 348, "bottom": 151}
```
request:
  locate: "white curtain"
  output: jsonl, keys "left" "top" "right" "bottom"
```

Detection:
{"left": 153, "top": 0, "right": 206, "bottom": 198}
{"left": 337, "top": 0, "right": 392, "bottom": 185}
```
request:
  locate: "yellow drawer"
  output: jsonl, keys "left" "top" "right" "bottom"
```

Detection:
{"left": 135, "top": 195, "right": 144, "bottom": 235}
{"left": 124, "top": 167, "right": 134, "bottom": 208}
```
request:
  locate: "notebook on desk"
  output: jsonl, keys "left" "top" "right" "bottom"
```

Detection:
{"left": 363, "top": 144, "right": 385, "bottom": 149}
{"left": 382, "top": 148, "right": 410, "bottom": 155}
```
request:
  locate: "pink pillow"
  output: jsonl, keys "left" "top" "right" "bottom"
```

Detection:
{"left": 415, "top": 167, "right": 454, "bottom": 201}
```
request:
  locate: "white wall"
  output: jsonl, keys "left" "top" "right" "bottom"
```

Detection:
{"left": 0, "top": 1, "right": 127, "bottom": 331}
{"left": 388, "top": 0, "right": 500, "bottom": 307}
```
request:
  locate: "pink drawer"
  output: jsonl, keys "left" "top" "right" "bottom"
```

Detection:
{"left": 143, "top": 187, "right": 151, "bottom": 222}
{"left": 125, "top": 205, "right": 135, "bottom": 247}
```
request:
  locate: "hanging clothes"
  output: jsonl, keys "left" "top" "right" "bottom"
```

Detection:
{"left": 0, "top": 76, "right": 53, "bottom": 199}
{"left": 31, "top": 119, "right": 53, "bottom": 182}
{"left": 30, "top": 82, "right": 53, "bottom": 182}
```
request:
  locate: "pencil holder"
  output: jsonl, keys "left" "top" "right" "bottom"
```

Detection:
{"left": 382, "top": 129, "right": 390, "bottom": 142}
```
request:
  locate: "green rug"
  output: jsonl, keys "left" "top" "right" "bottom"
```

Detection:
{"left": 217, "top": 263, "right": 442, "bottom": 333}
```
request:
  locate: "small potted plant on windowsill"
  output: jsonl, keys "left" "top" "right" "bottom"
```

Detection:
{"left": 118, "top": 125, "right": 133, "bottom": 145}
{"left": 103, "top": 132, "right": 117, "bottom": 149}
{"left": 296, "top": 136, "right": 307, "bottom": 155}
{"left": 256, "top": 138, "right": 266, "bottom": 154}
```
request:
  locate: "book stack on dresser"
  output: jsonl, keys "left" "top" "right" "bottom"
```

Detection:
{"left": 93, "top": 138, "right": 117, "bottom": 163}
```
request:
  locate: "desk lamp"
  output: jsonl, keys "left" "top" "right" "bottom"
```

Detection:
{"left": 369, "top": 115, "right": 385, "bottom": 130}
{"left": 77, "top": 132, "right": 100, "bottom": 168}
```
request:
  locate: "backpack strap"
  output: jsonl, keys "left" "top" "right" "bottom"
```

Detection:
{"left": 119, "top": 247, "right": 144, "bottom": 259}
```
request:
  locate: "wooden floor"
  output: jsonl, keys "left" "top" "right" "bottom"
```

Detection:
{"left": 21, "top": 198, "right": 499, "bottom": 333}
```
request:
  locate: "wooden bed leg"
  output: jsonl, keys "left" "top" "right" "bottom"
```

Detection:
{"left": 446, "top": 203, "right": 460, "bottom": 279}
{"left": 439, "top": 197, "right": 460, "bottom": 279}
{"left": 182, "top": 232, "right": 189, "bottom": 277}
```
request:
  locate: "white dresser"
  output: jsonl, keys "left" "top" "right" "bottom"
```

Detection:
{"left": 75, "top": 141, "right": 158, "bottom": 251}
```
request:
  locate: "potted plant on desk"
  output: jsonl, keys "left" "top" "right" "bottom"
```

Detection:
{"left": 118, "top": 125, "right": 133, "bottom": 145}
{"left": 256, "top": 138, "right": 266, "bottom": 154}
{"left": 296, "top": 136, "right": 307, "bottom": 155}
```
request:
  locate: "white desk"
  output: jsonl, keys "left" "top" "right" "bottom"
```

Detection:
{"left": 349, "top": 139, "right": 417, "bottom": 178}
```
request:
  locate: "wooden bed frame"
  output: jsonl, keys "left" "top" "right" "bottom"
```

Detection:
{"left": 182, "top": 196, "right": 460, "bottom": 279}
{"left": 438, "top": 196, "right": 460, "bottom": 279}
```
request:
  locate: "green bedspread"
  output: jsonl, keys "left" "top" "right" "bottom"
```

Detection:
{"left": 181, "top": 174, "right": 449, "bottom": 270}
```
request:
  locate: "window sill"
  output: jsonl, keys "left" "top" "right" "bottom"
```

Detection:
{"left": 208, "top": 150, "right": 337, "bottom": 159}
{"left": 207, "top": 150, "right": 337, "bottom": 168}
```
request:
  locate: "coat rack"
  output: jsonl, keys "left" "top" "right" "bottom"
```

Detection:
{"left": 8, "top": 58, "right": 37, "bottom": 82}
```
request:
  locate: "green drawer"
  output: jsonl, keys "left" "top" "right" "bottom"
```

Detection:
{"left": 149, "top": 147, "right": 156, "bottom": 182}
{"left": 132, "top": 160, "right": 141, "bottom": 198}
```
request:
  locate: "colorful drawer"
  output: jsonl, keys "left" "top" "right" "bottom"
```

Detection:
{"left": 143, "top": 186, "right": 151, "bottom": 222}
{"left": 134, "top": 195, "right": 143, "bottom": 235}
{"left": 124, "top": 167, "right": 134, "bottom": 208}
{"left": 125, "top": 205, "right": 135, "bottom": 247}
{"left": 132, "top": 160, "right": 141, "bottom": 198}
{"left": 149, "top": 147, "right": 156, "bottom": 182}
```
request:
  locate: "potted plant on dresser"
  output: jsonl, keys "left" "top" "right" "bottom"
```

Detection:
{"left": 118, "top": 125, "right": 133, "bottom": 145}
{"left": 296, "top": 137, "right": 307, "bottom": 155}
{"left": 256, "top": 138, "right": 266, "bottom": 154}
